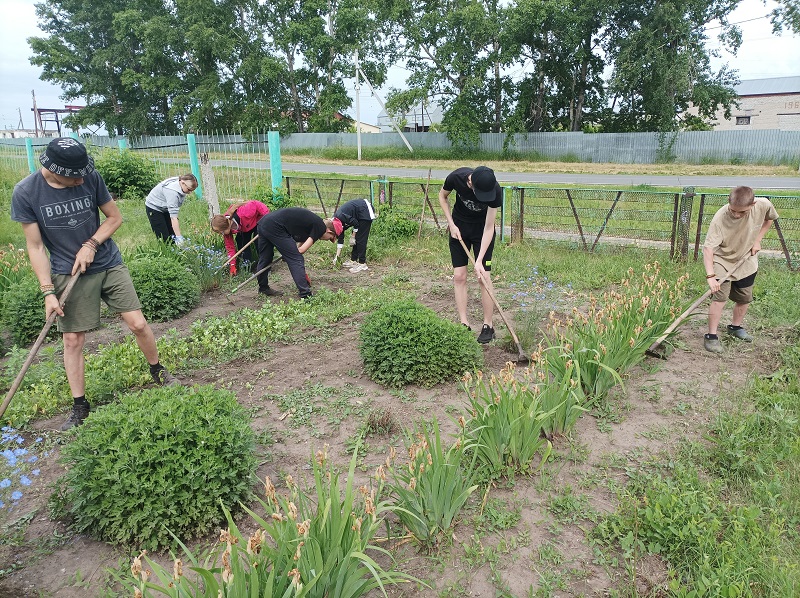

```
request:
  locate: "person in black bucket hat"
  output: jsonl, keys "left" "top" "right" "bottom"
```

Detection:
{"left": 39, "top": 137, "right": 96, "bottom": 179}
{"left": 438, "top": 165, "right": 503, "bottom": 344}
{"left": 11, "top": 137, "right": 181, "bottom": 431}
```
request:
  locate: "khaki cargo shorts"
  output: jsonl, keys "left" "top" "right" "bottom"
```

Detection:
{"left": 52, "top": 264, "right": 142, "bottom": 333}
{"left": 710, "top": 271, "right": 756, "bottom": 305}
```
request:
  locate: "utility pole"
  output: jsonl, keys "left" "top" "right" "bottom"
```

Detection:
{"left": 358, "top": 66, "right": 413, "bottom": 153}
{"left": 31, "top": 91, "right": 39, "bottom": 137}
{"left": 355, "top": 50, "right": 362, "bottom": 161}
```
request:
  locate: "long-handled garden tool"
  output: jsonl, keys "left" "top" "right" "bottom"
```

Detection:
{"left": 0, "top": 272, "right": 81, "bottom": 420}
{"left": 457, "top": 238, "right": 529, "bottom": 364}
{"left": 225, "top": 256, "right": 284, "bottom": 304}
{"left": 646, "top": 253, "right": 750, "bottom": 358}
{"left": 215, "top": 234, "right": 259, "bottom": 274}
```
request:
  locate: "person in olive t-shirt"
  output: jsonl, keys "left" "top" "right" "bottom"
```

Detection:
{"left": 255, "top": 207, "right": 341, "bottom": 299}
{"left": 438, "top": 166, "right": 503, "bottom": 344}
{"left": 11, "top": 138, "right": 179, "bottom": 431}
{"left": 702, "top": 185, "right": 779, "bottom": 353}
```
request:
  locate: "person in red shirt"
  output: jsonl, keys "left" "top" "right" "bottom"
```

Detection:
{"left": 211, "top": 200, "right": 270, "bottom": 274}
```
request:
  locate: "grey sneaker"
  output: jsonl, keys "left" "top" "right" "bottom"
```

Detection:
{"left": 60, "top": 403, "right": 90, "bottom": 431}
{"left": 726, "top": 325, "right": 753, "bottom": 342}
{"left": 477, "top": 324, "right": 495, "bottom": 344}
{"left": 152, "top": 367, "right": 180, "bottom": 387}
{"left": 342, "top": 259, "right": 357, "bottom": 268}
{"left": 704, "top": 334, "right": 723, "bottom": 354}
{"left": 349, "top": 263, "right": 368, "bottom": 273}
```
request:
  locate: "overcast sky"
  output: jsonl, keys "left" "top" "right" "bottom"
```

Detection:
{"left": 1, "top": 0, "right": 798, "bottom": 132}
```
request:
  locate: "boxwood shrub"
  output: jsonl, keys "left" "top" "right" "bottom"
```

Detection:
{"left": 128, "top": 255, "right": 200, "bottom": 322}
{"left": 59, "top": 385, "right": 256, "bottom": 550}
{"left": 359, "top": 299, "right": 482, "bottom": 387}
{"left": 1, "top": 276, "right": 47, "bottom": 346}
{"left": 94, "top": 150, "right": 158, "bottom": 200}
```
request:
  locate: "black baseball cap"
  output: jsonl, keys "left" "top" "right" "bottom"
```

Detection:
{"left": 39, "top": 137, "right": 95, "bottom": 178}
{"left": 471, "top": 166, "right": 498, "bottom": 203}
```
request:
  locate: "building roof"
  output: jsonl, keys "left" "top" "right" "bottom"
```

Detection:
{"left": 736, "top": 76, "right": 800, "bottom": 96}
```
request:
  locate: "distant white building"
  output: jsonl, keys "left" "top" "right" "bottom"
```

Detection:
{"left": 0, "top": 128, "right": 46, "bottom": 138}
{"left": 712, "top": 76, "right": 800, "bottom": 131}
{"left": 352, "top": 121, "right": 381, "bottom": 133}
{"left": 377, "top": 103, "right": 443, "bottom": 133}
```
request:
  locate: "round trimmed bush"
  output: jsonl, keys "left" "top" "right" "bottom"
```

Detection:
{"left": 1, "top": 276, "right": 47, "bottom": 346}
{"left": 94, "top": 150, "right": 158, "bottom": 200}
{"left": 359, "top": 300, "right": 482, "bottom": 387}
{"left": 128, "top": 255, "right": 200, "bottom": 321}
{"left": 60, "top": 385, "right": 256, "bottom": 550}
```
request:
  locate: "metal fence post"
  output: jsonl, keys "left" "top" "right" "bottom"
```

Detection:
{"left": 674, "top": 186, "right": 694, "bottom": 262}
{"left": 268, "top": 130, "right": 282, "bottom": 198}
{"left": 186, "top": 133, "right": 204, "bottom": 199}
{"left": 25, "top": 138, "right": 36, "bottom": 174}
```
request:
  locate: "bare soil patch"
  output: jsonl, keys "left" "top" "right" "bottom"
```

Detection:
{"left": 0, "top": 260, "right": 783, "bottom": 597}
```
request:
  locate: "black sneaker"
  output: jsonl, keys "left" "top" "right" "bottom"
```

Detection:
{"left": 60, "top": 404, "right": 90, "bottom": 431}
{"left": 477, "top": 324, "right": 495, "bottom": 344}
{"left": 152, "top": 367, "right": 180, "bottom": 387}
{"left": 462, "top": 323, "right": 472, "bottom": 331}
{"left": 259, "top": 286, "right": 284, "bottom": 297}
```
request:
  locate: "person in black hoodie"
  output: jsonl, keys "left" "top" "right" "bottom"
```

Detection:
{"left": 331, "top": 198, "right": 378, "bottom": 273}
{"left": 256, "top": 207, "right": 341, "bottom": 299}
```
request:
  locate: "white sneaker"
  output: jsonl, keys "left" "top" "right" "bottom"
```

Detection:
{"left": 349, "top": 263, "right": 368, "bottom": 273}
{"left": 342, "top": 260, "right": 357, "bottom": 268}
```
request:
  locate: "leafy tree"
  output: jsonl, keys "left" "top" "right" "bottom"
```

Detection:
{"left": 382, "top": 0, "right": 513, "bottom": 146}
{"left": 769, "top": 0, "right": 800, "bottom": 34}
{"left": 505, "top": 0, "right": 608, "bottom": 132}
{"left": 601, "top": 0, "right": 740, "bottom": 132}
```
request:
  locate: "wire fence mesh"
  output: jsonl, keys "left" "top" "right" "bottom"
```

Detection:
{"left": 1, "top": 135, "right": 797, "bottom": 270}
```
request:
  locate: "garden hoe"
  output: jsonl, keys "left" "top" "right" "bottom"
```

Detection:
{"left": 646, "top": 253, "right": 750, "bottom": 359}
{"left": 0, "top": 272, "right": 81, "bottom": 420}
{"left": 215, "top": 234, "right": 259, "bottom": 274}
{"left": 457, "top": 238, "right": 529, "bottom": 364}
{"left": 225, "top": 256, "right": 284, "bottom": 304}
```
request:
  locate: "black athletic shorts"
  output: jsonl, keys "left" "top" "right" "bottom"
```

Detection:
{"left": 448, "top": 218, "right": 496, "bottom": 270}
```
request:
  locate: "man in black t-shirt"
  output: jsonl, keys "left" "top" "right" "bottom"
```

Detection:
{"left": 438, "top": 166, "right": 503, "bottom": 343}
{"left": 256, "top": 207, "right": 340, "bottom": 299}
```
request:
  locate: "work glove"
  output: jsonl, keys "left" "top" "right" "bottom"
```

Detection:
{"left": 173, "top": 235, "right": 188, "bottom": 248}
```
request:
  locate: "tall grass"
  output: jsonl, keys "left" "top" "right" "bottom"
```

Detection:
{"left": 593, "top": 331, "right": 800, "bottom": 595}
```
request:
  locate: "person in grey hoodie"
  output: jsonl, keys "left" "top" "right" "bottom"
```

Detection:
{"left": 144, "top": 174, "right": 198, "bottom": 244}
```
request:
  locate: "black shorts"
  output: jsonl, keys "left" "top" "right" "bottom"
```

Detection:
{"left": 449, "top": 219, "right": 496, "bottom": 270}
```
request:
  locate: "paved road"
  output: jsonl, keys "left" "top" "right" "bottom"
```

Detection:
{"left": 270, "top": 162, "right": 800, "bottom": 190}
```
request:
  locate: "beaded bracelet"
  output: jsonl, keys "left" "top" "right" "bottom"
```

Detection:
{"left": 706, "top": 273, "right": 716, "bottom": 279}
{"left": 42, "top": 290, "right": 56, "bottom": 297}
{"left": 40, "top": 283, "right": 55, "bottom": 292}
{"left": 89, "top": 237, "right": 101, "bottom": 248}
{"left": 82, "top": 242, "right": 98, "bottom": 252}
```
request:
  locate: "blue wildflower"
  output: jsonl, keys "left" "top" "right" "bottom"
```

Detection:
{"left": 0, "top": 478, "right": 10, "bottom": 488}
{"left": 19, "top": 476, "right": 31, "bottom": 486}
{"left": 27, "top": 456, "right": 38, "bottom": 463}
{"left": 32, "top": 469, "right": 40, "bottom": 476}
{"left": 11, "top": 491, "right": 22, "bottom": 501}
